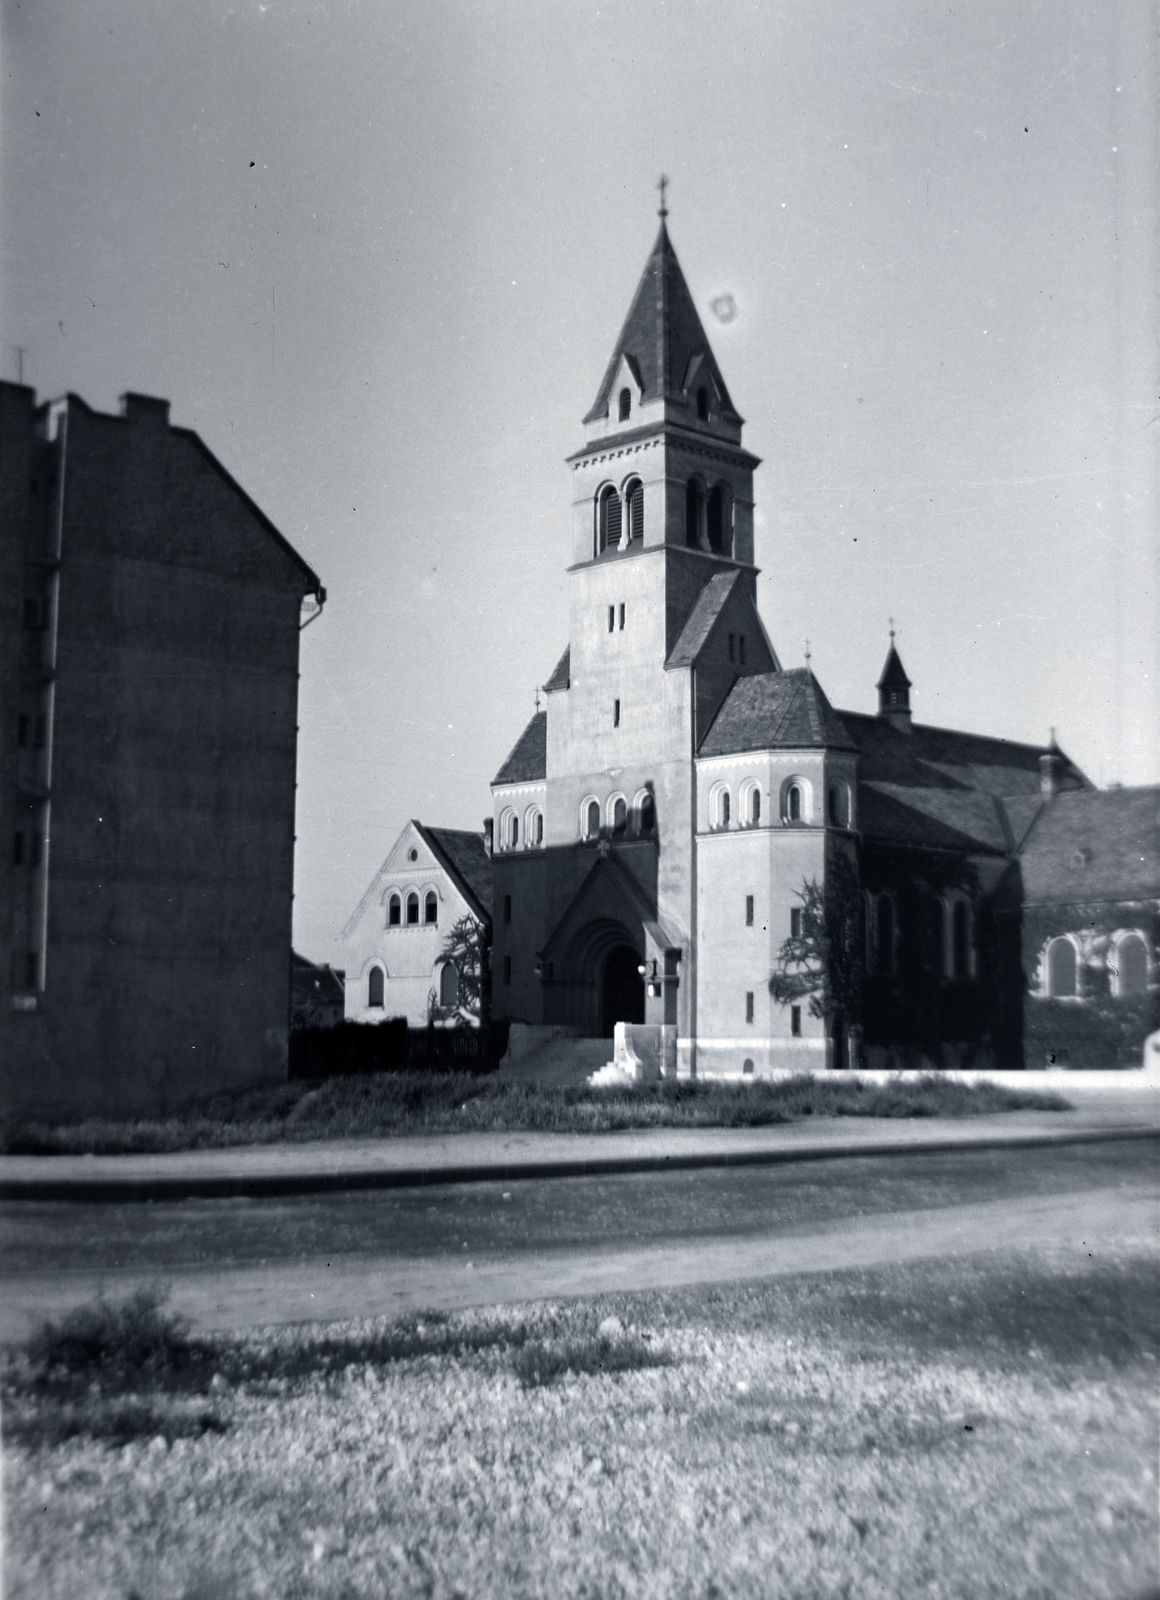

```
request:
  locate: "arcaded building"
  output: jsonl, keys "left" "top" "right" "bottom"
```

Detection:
{"left": 486, "top": 221, "right": 1157, "bottom": 1073}
{"left": 1, "top": 383, "right": 324, "bottom": 1114}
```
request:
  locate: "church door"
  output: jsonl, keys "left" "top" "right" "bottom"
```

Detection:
{"left": 601, "top": 945, "right": 645, "bottom": 1038}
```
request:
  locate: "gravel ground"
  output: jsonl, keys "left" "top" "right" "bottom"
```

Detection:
{"left": 6, "top": 1246, "right": 1157, "bottom": 1600}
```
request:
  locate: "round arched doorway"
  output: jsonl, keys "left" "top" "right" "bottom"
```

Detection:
{"left": 602, "top": 944, "right": 645, "bottom": 1038}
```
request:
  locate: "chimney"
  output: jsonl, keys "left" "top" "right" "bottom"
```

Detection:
{"left": 1039, "top": 732, "right": 1063, "bottom": 801}
{"left": 119, "top": 392, "right": 171, "bottom": 428}
{"left": 483, "top": 817, "right": 493, "bottom": 856}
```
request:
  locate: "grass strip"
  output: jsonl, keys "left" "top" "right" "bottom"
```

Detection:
{"left": 1, "top": 1072, "right": 1070, "bottom": 1156}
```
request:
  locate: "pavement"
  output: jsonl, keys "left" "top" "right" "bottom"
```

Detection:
{"left": 2, "top": 1083, "right": 1157, "bottom": 1203}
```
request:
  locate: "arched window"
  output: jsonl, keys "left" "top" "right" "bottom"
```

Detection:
{"left": 388, "top": 893, "right": 401, "bottom": 927}
{"left": 951, "top": 900, "right": 970, "bottom": 978}
{"left": 439, "top": 961, "right": 459, "bottom": 1007}
{"left": 368, "top": 967, "right": 384, "bottom": 1008}
{"left": 720, "top": 789, "right": 731, "bottom": 828}
{"left": 707, "top": 485, "right": 726, "bottom": 554}
{"left": 876, "top": 895, "right": 894, "bottom": 975}
{"left": 739, "top": 781, "right": 761, "bottom": 826}
{"left": 639, "top": 792, "right": 655, "bottom": 834}
{"left": 685, "top": 480, "right": 703, "bottom": 548}
{"left": 750, "top": 787, "right": 761, "bottom": 825}
{"left": 697, "top": 386, "right": 709, "bottom": 421}
{"left": 599, "top": 486, "right": 622, "bottom": 553}
{"left": 406, "top": 891, "right": 419, "bottom": 926}
{"left": 509, "top": 812, "right": 519, "bottom": 849}
{"left": 526, "top": 807, "right": 543, "bottom": 847}
{"left": 624, "top": 479, "right": 644, "bottom": 542}
{"left": 585, "top": 798, "right": 601, "bottom": 839}
{"left": 1112, "top": 932, "right": 1149, "bottom": 997}
{"left": 425, "top": 890, "right": 438, "bottom": 926}
{"left": 612, "top": 796, "right": 627, "bottom": 834}
{"left": 618, "top": 387, "right": 631, "bottom": 422}
{"left": 828, "top": 787, "right": 840, "bottom": 826}
{"left": 788, "top": 785, "right": 802, "bottom": 823}
{"left": 1046, "top": 937, "right": 1077, "bottom": 997}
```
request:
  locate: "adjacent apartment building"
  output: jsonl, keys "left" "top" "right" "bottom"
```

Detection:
{"left": 1, "top": 383, "right": 324, "bottom": 1115}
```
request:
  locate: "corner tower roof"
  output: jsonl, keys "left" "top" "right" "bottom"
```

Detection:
{"left": 877, "top": 644, "right": 912, "bottom": 692}
{"left": 583, "top": 223, "right": 740, "bottom": 424}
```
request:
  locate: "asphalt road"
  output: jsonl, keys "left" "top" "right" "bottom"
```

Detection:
{"left": 2, "top": 1140, "right": 1155, "bottom": 1341}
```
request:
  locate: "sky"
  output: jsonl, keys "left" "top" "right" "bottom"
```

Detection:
{"left": 3, "top": 0, "right": 1156, "bottom": 964}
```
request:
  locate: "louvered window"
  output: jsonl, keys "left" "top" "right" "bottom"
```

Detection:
{"left": 625, "top": 480, "right": 644, "bottom": 542}
{"left": 619, "top": 388, "right": 631, "bottom": 421}
{"left": 600, "top": 490, "right": 622, "bottom": 552}
{"left": 685, "top": 481, "right": 702, "bottom": 548}
{"left": 707, "top": 485, "right": 726, "bottom": 553}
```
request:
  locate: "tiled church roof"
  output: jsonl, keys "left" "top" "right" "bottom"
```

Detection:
{"left": 417, "top": 825, "right": 493, "bottom": 919}
{"left": 1016, "top": 785, "right": 1160, "bottom": 904}
{"left": 493, "top": 710, "right": 547, "bottom": 786}
{"left": 583, "top": 223, "right": 739, "bottom": 424}
{"left": 543, "top": 647, "right": 570, "bottom": 693}
{"left": 700, "top": 668, "right": 856, "bottom": 755}
{"left": 666, "top": 572, "right": 740, "bottom": 668}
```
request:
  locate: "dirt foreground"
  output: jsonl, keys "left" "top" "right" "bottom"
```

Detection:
{"left": 6, "top": 1241, "right": 1157, "bottom": 1600}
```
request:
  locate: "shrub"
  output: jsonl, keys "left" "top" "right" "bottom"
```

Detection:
{"left": 26, "top": 1286, "right": 197, "bottom": 1384}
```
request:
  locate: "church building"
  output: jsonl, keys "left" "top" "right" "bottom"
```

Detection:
{"left": 487, "top": 217, "right": 1158, "bottom": 1075}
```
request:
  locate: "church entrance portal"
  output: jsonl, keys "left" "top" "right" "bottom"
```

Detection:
{"left": 601, "top": 944, "right": 645, "bottom": 1038}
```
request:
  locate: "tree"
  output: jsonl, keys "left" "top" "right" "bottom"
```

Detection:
{"left": 425, "top": 913, "right": 491, "bottom": 1029}
{"left": 768, "top": 849, "right": 864, "bottom": 1056}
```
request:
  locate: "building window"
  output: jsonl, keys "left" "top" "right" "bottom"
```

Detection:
{"left": 790, "top": 907, "right": 802, "bottom": 939}
{"left": 528, "top": 808, "right": 544, "bottom": 846}
{"left": 440, "top": 961, "right": 459, "bottom": 1007}
{"left": 614, "top": 699, "right": 620, "bottom": 727}
{"left": 639, "top": 792, "right": 655, "bottom": 835}
{"left": 509, "top": 812, "right": 519, "bottom": 849}
{"left": 619, "top": 387, "right": 631, "bottom": 421}
{"left": 1045, "top": 937, "right": 1077, "bottom": 998}
{"left": 787, "top": 784, "right": 802, "bottom": 823}
{"left": 406, "top": 892, "right": 420, "bottom": 926}
{"left": 425, "top": 890, "right": 438, "bottom": 925}
{"left": 749, "top": 787, "right": 761, "bottom": 826}
{"left": 599, "top": 486, "right": 622, "bottom": 553}
{"left": 697, "top": 386, "right": 709, "bottom": 421}
{"left": 503, "top": 894, "right": 511, "bottom": 926}
{"left": 585, "top": 799, "right": 601, "bottom": 839}
{"left": 728, "top": 633, "right": 735, "bottom": 662}
{"left": 1112, "top": 932, "right": 1149, "bottom": 997}
{"left": 685, "top": 480, "right": 703, "bottom": 548}
{"left": 739, "top": 635, "right": 746, "bottom": 665}
{"left": 618, "top": 602, "right": 625, "bottom": 630}
{"left": 608, "top": 605, "right": 615, "bottom": 633}
{"left": 745, "top": 895, "right": 754, "bottom": 927}
{"left": 876, "top": 895, "right": 894, "bottom": 975}
{"left": 710, "top": 783, "right": 731, "bottom": 830}
{"left": 624, "top": 479, "right": 643, "bottom": 543}
{"left": 368, "top": 967, "right": 384, "bottom": 1008}
{"left": 746, "top": 991, "right": 754, "bottom": 1023}
{"left": 388, "top": 893, "right": 401, "bottom": 927}
{"left": 791, "top": 1005, "right": 801, "bottom": 1037}
{"left": 612, "top": 796, "right": 627, "bottom": 834}
{"left": 707, "top": 484, "right": 726, "bottom": 553}
{"left": 503, "top": 955, "right": 512, "bottom": 986}
{"left": 828, "top": 788, "right": 839, "bottom": 826}
{"left": 951, "top": 901, "right": 970, "bottom": 978}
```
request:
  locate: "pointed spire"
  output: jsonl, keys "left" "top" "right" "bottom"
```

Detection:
{"left": 583, "top": 218, "right": 739, "bottom": 426}
{"left": 876, "top": 631, "right": 913, "bottom": 731}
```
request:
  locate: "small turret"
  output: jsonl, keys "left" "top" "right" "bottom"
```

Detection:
{"left": 1039, "top": 731, "right": 1064, "bottom": 801}
{"left": 876, "top": 633, "right": 913, "bottom": 732}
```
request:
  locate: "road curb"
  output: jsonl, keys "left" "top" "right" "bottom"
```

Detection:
{"left": 1, "top": 1124, "right": 1155, "bottom": 1204}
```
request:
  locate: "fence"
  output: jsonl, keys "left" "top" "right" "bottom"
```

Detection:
{"left": 288, "top": 1018, "right": 509, "bottom": 1080}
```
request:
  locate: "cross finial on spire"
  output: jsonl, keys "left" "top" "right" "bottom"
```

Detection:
{"left": 804, "top": 638, "right": 811, "bottom": 667}
{"left": 534, "top": 686, "right": 541, "bottom": 713}
{"left": 657, "top": 173, "right": 669, "bottom": 220}
{"left": 888, "top": 616, "right": 895, "bottom": 643}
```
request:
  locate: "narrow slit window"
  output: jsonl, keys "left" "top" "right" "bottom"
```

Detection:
{"left": 503, "top": 894, "right": 511, "bottom": 926}
{"left": 619, "top": 388, "right": 631, "bottom": 421}
{"left": 608, "top": 606, "right": 615, "bottom": 633}
{"left": 728, "top": 633, "right": 735, "bottom": 661}
{"left": 745, "top": 895, "right": 754, "bottom": 927}
{"left": 790, "top": 907, "right": 802, "bottom": 939}
{"left": 739, "top": 635, "right": 746, "bottom": 665}
{"left": 746, "top": 991, "right": 754, "bottom": 1023}
{"left": 791, "top": 1005, "right": 801, "bottom": 1037}
{"left": 618, "top": 603, "right": 625, "bottom": 630}
{"left": 614, "top": 699, "right": 620, "bottom": 727}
